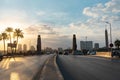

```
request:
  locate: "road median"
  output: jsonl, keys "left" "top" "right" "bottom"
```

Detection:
{"left": 39, "top": 54, "right": 64, "bottom": 80}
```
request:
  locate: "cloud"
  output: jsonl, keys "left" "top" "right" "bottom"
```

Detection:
{"left": 24, "top": 24, "right": 58, "bottom": 36}
{"left": 81, "top": 0, "right": 120, "bottom": 47}
{"left": 24, "top": 24, "right": 74, "bottom": 49}
{"left": 42, "top": 35, "right": 72, "bottom": 49}
{"left": 83, "top": 7, "right": 99, "bottom": 18}
{"left": 83, "top": 0, "right": 120, "bottom": 22}
{"left": 35, "top": 11, "right": 69, "bottom": 25}
{"left": 36, "top": 11, "right": 67, "bottom": 18}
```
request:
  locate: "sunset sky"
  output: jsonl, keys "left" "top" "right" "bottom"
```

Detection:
{"left": 0, "top": 0, "right": 120, "bottom": 50}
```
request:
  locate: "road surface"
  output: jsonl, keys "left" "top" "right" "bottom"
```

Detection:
{"left": 57, "top": 55, "right": 120, "bottom": 80}
{"left": 0, "top": 55, "right": 51, "bottom": 80}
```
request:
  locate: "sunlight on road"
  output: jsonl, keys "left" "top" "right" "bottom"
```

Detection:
{"left": 1, "top": 58, "right": 15, "bottom": 69}
{"left": 10, "top": 58, "right": 15, "bottom": 62}
{"left": 10, "top": 72, "right": 20, "bottom": 80}
{"left": 96, "top": 52, "right": 111, "bottom": 58}
{"left": 0, "top": 56, "right": 50, "bottom": 80}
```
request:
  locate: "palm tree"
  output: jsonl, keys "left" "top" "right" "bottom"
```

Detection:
{"left": 114, "top": 39, "right": 120, "bottom": 49}
{"left": 1, "top": 32, "right": 8, "bottom": 54}
{"left": 5, "top": 27, "right": 13, "bottom": 53}
{"left": 0, "top": 34, "right": 2, "bottom": 49}
{"left": 5, "top": 27, "right": 13, "bottom": 44}
{"left": 14, "top": 28, "right": 24, "bottom": 53}
{"left": 0, "top": 34, "right": 2, "bottom": 41}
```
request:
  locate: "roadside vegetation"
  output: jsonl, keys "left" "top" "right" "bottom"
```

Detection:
{"left": 0, "top": 27, "right": 24, "bottom": 56}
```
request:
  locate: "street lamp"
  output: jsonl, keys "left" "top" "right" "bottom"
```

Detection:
{"left": 105, "top": 22, "right": 113, "bottom": 56}
{"left": 106, "top": 22, "right": 112, "bottom": 44}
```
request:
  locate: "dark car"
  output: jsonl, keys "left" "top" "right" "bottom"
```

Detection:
{"left": 73, "top": 50, "right": 83, "bottom": 55}
{"left": 64, "top": 51, "right": 69, "bottom": 55}
{"left": 59, "top": 52, "right": 63, "bottom": 55}
{"left": 0, "top": 53, "right": 3, "bottom": 61}
{"left": 112, "top": 50, "right": 120, "bottom": 57}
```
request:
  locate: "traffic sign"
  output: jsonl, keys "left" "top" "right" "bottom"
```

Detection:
{"left": 110, "top": 43, "right": 113, "bottom": 47}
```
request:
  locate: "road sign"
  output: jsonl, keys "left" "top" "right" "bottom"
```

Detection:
{"left": 110, "top": 43, "right": 113, "bottom": 47}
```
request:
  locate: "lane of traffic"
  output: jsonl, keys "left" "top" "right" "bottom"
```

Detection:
{"left": 57, "top": 55, "right": 120, "bottom": 80}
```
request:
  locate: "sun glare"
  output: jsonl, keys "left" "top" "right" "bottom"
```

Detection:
{"left": 0, "top": 23, "right": 22, "bottom": 30}
{"left": 10, "top": 72, "right": 20, "bottom": 80}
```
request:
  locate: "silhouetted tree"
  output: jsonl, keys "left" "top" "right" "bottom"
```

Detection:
{"left": 114, "top": 39, "right": 120, "bottom": 49}
{"left": 0, "top": 34, "right": 2, "bottom": 41}
{"left": 0, "top": 34, "right": 2, "bottom": 48}
{"left": 5, "top": 27, "right": 13, "bottom": 44}
{"left": 14, "top": 28, "right": 24, "bottom": 53}
{"left": 1, "top": 32, "right": 8, "bottom": 54}
{"left": 5, "top": 27, "right": 13, "bottom": 54}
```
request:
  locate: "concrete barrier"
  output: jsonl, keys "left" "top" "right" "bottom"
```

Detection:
{"left": 96, "top": 52, "right": 111, "bottom": 58}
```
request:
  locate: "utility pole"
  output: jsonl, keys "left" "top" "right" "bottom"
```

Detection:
{"left": 106, "top": 22, "right": 113, "bottom": 56}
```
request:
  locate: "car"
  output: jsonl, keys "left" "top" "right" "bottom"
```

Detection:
{"left": 64, "top": 51, "right": 69, "bottom": 55}
{"left": 0, "top": 53, "right": 3, "bottom": 61}
{"left": 112, "top": 50, "right": 120, "bottom": 57}
{"left": 59, "top": 52, "right": 63, "bottom": 55}
{"left": 73, "top": 50, "right": 83, "bottom": 55}
{"left": 87, "top": 50, "right": 96, "bottom": 55}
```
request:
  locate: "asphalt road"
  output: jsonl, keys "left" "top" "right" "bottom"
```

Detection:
{"left": 0, "top": 55, "right": 51, "bottom": 80}
{"left": 57, "top": 55, "right": 120, "bottom": 80}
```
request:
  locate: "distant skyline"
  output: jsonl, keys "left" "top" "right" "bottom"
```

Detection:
{"left": 0, "top": 0, "right": 120, "bottom": 50}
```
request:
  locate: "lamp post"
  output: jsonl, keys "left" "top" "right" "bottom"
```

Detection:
{"left": 106, "top": 22, "right": 113, "bottom": 56}
{"left": 106, "top": 22, "right": 112, "bottom": 44}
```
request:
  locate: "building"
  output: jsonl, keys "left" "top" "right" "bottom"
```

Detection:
{"left": 94, "top": 43, "right": 99, "bottom": 49}
{"left": 30, "top": 45, "right": 35, "bottom": 52}
{"left": 18, "top": 44, "right": 22, "bottom": 53}
{"left": 72, "top": 34, "right": 77, "bottom": 51}
{"left": 105, "top": 29, "right": 109, "bottom": 48}
{"left": 23, "top": 44, "right": 27, "bottom": 53}
{"left": 44, "top": 47, "right": 53, "bottom": 54}
{"left": 37, "top": 35, "right": 41, "bottom": 54}
{"left": 80, "top": 41, "right": 93, "bottom": 50}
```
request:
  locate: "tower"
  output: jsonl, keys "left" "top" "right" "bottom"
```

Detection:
{"left": 73, "top": 34, "right": 77, "bottom": 51}
{"left": 105, "top": 29, "right": 109, "bottom": 48}
{"left": 37, "top": 35, "right": 41, "bottom": 54}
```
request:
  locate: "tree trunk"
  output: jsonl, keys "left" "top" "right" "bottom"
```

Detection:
{"left": 15, "top": 36, "right": 18, "bottom": 54}
{"left": 3, "top": 40, "right": 5, "bottom": 54}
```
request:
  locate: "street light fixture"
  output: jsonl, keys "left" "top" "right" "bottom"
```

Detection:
{"left": 105, "top": 22, "right": 112, "bottom": 44}
{"left": 105, "top": 22, "right": 113, "bottom": 56}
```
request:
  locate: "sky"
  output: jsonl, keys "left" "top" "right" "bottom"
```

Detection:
{"left": 0, "top": 0, "right": 120, "bottom": 50}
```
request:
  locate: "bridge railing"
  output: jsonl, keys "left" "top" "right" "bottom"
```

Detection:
{"left": 96, "top": 52, "right": 111, "bottom": 57}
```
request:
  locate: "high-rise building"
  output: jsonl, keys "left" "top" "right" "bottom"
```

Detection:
{"left": 18, "top": 44, "right": 22, "bottom": 52}
{"left": 23, "top": 44, "right": 27, "bottom": 53}
{"left": 37, "top": 35, "right": 41, "bottom": 54}
{"left": 80, "top": 41, "right": 93, "bottom": 50}
{"left": 73, "top": 34, "right": 77, "bottom": 51}
{"left": 105, "top": 29, "right": 109, "bottom": 48}
{"left": 94, "top": 43, "right": 99, "bottom": 49}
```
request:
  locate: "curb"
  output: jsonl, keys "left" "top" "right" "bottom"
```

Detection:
{"left": 54, "top": 55, "right": 64, "bottom": 80}
{"left": 39, "top": 54, "right": 64, "bottom": 80}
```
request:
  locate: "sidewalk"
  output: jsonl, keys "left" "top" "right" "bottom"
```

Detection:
{"left": 39, "top": 55, "right": 64, "bottom": 80}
